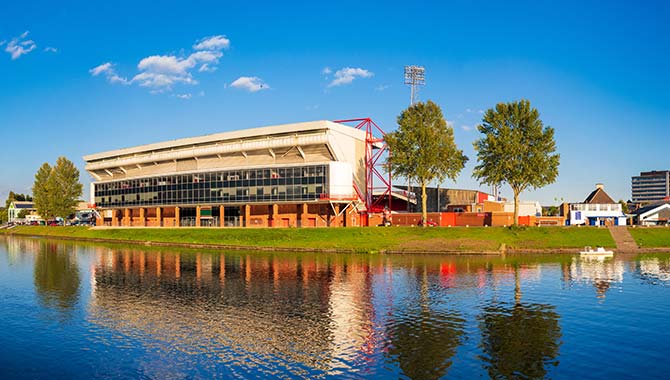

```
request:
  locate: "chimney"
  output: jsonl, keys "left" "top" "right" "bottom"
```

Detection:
{"left": 596, "top": 183, "right": 604, "bottom": 190}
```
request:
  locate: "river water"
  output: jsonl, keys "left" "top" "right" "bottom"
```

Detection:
{"left": 1, "top": 236, "right": 669, "bottom": 379}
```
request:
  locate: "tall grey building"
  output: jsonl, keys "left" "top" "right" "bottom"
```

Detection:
{"left": 632, "top": 170, "right": 670, "bottom": 203}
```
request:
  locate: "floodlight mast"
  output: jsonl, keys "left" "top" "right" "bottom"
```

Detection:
{"left": 403, "top": 65, "right": 426, "bottom": 211}
{"left": 404, "top": 65, "right": 425, "bottom": 105}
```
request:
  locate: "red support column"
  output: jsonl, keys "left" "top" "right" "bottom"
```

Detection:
{"left": 272, "top": 204, "right": 279, "bottom": 228}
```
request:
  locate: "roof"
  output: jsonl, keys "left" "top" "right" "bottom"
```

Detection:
{"left": 10, "top": 201, "right": 34, "bottom": 209}
{"left": 632, "top": 201, "right": 670, "bottom": 216}
{"left": 83, "top": 120, "right": 367, "bottom": 163}
{"left": 583, "top": 187, "right": 616, "bottom": 204}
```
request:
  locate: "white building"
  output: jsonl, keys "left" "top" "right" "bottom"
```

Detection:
{"left": 631, "top": 201, "right": 670, "bottom": 226}
{"left": 503, "top": 201, "right": 542, "bottom": 217}
{"left": 7, "top": 201, "right": 38, "bottom": 223}
{"left": 569, "top": 184, "right": 626, "bottom": 226}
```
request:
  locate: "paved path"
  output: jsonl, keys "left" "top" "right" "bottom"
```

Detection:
{"left": 608, "top": 226, "right": 639, "bottom": 253}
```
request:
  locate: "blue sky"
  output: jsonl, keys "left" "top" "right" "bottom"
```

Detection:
{"left": 1, "top": 0, "right": 668, "bottom": 205}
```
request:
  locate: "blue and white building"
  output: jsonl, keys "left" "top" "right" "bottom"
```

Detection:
{"left": 568, "top": 184, "right": 627, "bottom": 226}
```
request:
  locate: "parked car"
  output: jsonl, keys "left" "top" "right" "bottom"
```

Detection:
{"left": 418, "top": 219, "right": 438, "bottom": 227}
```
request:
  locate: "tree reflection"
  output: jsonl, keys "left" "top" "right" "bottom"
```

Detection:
{"left": 479, "top": 266, "right": 561, "bottom": 380}
{"left": 386, "top": 266, "right": 464, "bottom": 380}
{"left": 33, "top": 241, "right": 81, "bottom": 315}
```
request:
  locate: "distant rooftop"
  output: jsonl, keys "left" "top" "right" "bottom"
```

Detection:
{"left": 637, "top": 170, "right": 670, "bottom": 177}
{"left": 583, "top": 184, "right": 616, "bottom": 204}
{"left": 10, "top": 201, "right": 35, "bottom": 209}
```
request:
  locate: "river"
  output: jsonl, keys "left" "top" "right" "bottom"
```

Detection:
{"left": 1, "top": 236, "right": 669, "bottom": 379}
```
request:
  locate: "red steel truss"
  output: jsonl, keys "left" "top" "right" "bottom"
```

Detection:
{"left": 334, "top": 118, "right": 392, "bottom": 213}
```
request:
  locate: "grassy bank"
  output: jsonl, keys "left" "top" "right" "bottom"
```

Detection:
{"left": 629, "top": 227, "right": 670, "bottom": 248}
{"left": 1, "top": 225, "right": 615, "bottom": 253}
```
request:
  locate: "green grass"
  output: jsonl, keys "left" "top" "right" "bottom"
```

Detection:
{"left": 629, "top": 227, "right": 670, "bottom": 248}
{"left": 1, "top": 225, "right": 615, "bottom": 253}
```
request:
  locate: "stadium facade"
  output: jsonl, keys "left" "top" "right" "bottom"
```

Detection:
{"left": 84, "top": 120, "right": 376, "bottom": 227}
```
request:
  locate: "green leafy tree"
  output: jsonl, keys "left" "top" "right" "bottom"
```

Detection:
{"left": 0, "top": 207, "right": 6, "bottom": 224}
{"left": 33, "top": 163, "right": 55, "bottom": 219}
{"left": 4, "top": 191, "right": 33, "bottom": 209}
{"left": 51, "top": 157, "right": 83, "bottom": 218}
{"left": 618, "top": 200, "right": 629, "bottom": 214}
{"left": 385, "top": 101, "right": 468, "bottom": 225}
{"left": 33, "top": 157, "right": 83, "bottom": 219}
{"left": 17, "top": 209, "right": 30, "bottom": 219}
{"left": 473, "top": 100, "right": 559, "bottom": 225}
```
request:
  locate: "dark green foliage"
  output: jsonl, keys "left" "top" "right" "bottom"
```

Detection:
{"left": 474, "top": 100, "right": 559, "bottom": 225}
{"left": 4, "top": 191, "right": 33, "bottom": 209}
{"left": 385, "top": 101, "right": 468, "bottom": 224}
{"left": 33, "top": 157, "right": 83, "bottom": 219}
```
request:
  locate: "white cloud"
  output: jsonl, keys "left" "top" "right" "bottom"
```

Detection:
{"left": 44, "top": 46, "right": 57, "bottom": 53}
{"left": 92, "top": 34, "right": 229, "bottom": 92}
{"left": 198, "top": 63, "right": 216, "bottom": 72}
{"left": 176, "top": 93, "right": 192, "bottom": 99}
{"left": 4, "top": 31, "right": 37, "bottom": 60}
{"left": 375, "top": 84, "right": 390, "bottom": 91}
{"left": 131, "top": 50, "right": 223, "bottom": 90}
{"left": 327, "top": 67, "right": 373, "bottom": 87}
{"left": 132, "top": 71, "right": 196, "bottom": 89}
{"left": 90, "top": 62, "right": 114, "bottom": 76}
{"left": 322, "top": 67, "right": 332, "bottom": 75}
{"left": 137, "top": 55, "right": 191, "bottom": 75}
{"left": 193, "top": 35, "right": 230, "bottom": 51}
{"left": 230, "top": 76, "right": 269, "bottom": 92}
{"left": 89, "top": 62, "right": 129, "bottom": 85}
{"left": 461, "top": 125, "right": 472, "bottom": 131}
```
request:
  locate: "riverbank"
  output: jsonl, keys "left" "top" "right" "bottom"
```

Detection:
{"left": 0, "top": 225, "right": 624, "bottom": 254}
{"left": 629, "top": 227, "right": 670, "bottom": 248}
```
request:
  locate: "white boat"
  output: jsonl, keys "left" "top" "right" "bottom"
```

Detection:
{"left": 580, "top": 246, "right": 614, "bottom": 256}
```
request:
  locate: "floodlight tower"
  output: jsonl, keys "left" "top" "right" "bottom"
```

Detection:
{"left": 404, "top": 65, "right": 425, "bottom": 105}
{"left": 403, "top": 65, "right": 426, "bottom": 211}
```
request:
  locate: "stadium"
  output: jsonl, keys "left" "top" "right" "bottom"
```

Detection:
{"left": 84, "top": 119, "right": 390, "bottom": 228}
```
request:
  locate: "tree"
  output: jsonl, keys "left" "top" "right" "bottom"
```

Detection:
{"left": 618, "top": 200, "right": 629, "bottom": 214}
{"left": 33, "top": 163, "right": 55, "bottom": 219}
{"left": 4, "top": 191, "right": 32, "bottom": 209}
{"left": 51, "top": 157, "right": 84, "bottom": 218}
{"left": 17, "top": 209, "right": 30, "bottom": 219}
{"left": 473, "top": 100, "right": 559, "bottom": 225}
{"left": 33, "top": 157, "right": 83, "bottom": 219}
{"left": 385, "top": 101, "right": 468, "bottom": 225}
